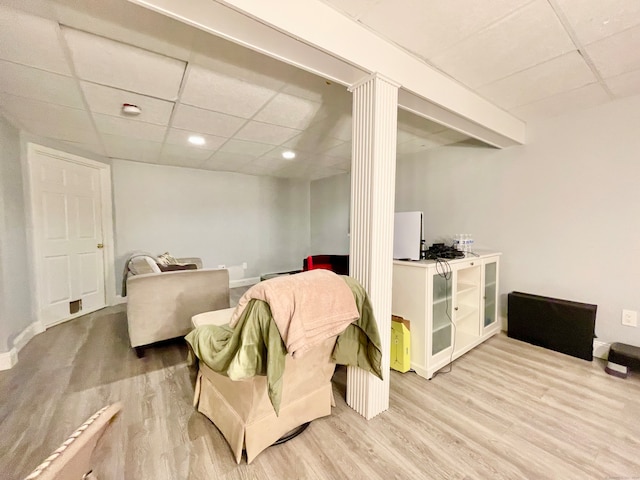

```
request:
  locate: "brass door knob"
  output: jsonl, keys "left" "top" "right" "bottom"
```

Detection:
{"left": 97, "top": 243, "right": 104, "bottom": 249}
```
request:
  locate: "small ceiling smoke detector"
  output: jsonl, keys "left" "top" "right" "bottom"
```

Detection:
{"left": 188, "top": 135, "right": 206, "bottom": 146}
{"left": 282, "top": 150, "right": 296, "bottom": 160}
{"left": 122, "top": 103, "right": 141, "bottom": 115}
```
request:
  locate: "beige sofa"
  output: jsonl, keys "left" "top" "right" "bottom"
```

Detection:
{"left": 126, "top": 256, "right": 230, "bottom": 355}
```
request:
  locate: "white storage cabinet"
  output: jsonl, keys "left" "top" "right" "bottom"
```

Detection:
{"left": 391, "top": 252, "right": 501, "bottom": 379}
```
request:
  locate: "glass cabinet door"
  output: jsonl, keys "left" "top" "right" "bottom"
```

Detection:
{"left": 483, "top": 261, "right": 497, "bottom": 327}
{"left": 432, "top": 272, "right": 452, "bottom": 355}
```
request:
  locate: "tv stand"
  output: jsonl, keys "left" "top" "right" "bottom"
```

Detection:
{"left": 392, "top": 251, "right": 501, "bottom": 379}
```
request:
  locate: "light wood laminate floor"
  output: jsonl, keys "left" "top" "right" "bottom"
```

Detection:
{"left": 2, "top": 301, "right": 639, "bottom": 480}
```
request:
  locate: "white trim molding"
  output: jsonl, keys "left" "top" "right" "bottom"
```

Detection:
{"left": 0, "top": 320, "right": 45, "bottom": 370}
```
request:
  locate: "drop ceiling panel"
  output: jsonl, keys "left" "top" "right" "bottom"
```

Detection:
{"left": 102, "top": 134, "right": 163, "bottom": 163}
{"left": 159, "top": 155, "right": 209, "bottom": 169}
{"left": 5, "top": 0, "right": 640, "bottom": 180}
{"left": 310, "top": 166, "right": 345, "bottom": 180}
{"left": 432, "top": 0, "right": 576, "bottom": 88}
{"left": 254, "top": 93, "right": 325, "bottom": 129}
{"left": 510, "top": 83, "right": 610, "bottom": 121}
{"left": 262, "top": 146, "right": 311, "bottom": 163}
{"left": 165, "top": 128, "right": 227, "bottom": 151}
{"left": 160, "top": 143, "right": 214, "bottom": 164}
{"left": 55, "top": 0, "right": 195, "bottom": 61}
{"left": 283, "top": 132, "right": 344, "bottom": 153}
{"left": 321, "top": 0, "right": 379, "bottom": 18}
{"left": 356, "top": 0, "right": 531, "bottom": 59}
{"left": 191, "top": 30, "right": 296, "bottom": 91}
{"left": 203, "top": 151, "right": 254, "bottom": 170}
{"left": 0, "top": 61, "right": 84, "bottom": 108}
{"left": 397, "top": 137, "right": 441, "bottom": 156}
{"left": 0, "top": 5, "right": 71, "bottom": 75}
{"left": 606, "top": 69, "right": 640, "bottom": 98}
{"left": 322, "top": 141, "right": 352, "bottom": 160}
{"left": 181, "top": 65, "right": 279, "bottom": 118}
{"left": 58, "top": 140, "right": 106, "bottom": 157}
{"left": 62, "top": 27, "right": 186, "bottom": 100}
{"left": 281, "top": 69, "right": 351, "bottom": 104}
{"left": 237, "top": 163, "right": 277, "bottom": 177}
{"left": 15, "top": 116, "right": 100, "bottom": 145}
{"left": 249, "top": 155, "right": 295, "bottom": 170}
{"left": 171, "top": 104, "right": 246, "bottom": 138}
{"left": 306, "top": 115, "right": 352, "bottom": 142}
{"left": 234, "top": 121, "right": 301, "bottom": 145}
{"left": 0, "top": 93, "right": 94, "bottom": 134}
{"left": 217, "top": 139, "right": 274, "bottom": 156}
{"left": 477, "top": 52, "right": 597, "bottom": 109}
{"left": 80, "top": 82, "right": 174, "bottom": 126}
{"left": 552, "top": 0, "right": 640, "bottom": 45}
{"left": 312, "top": 154, "right": 349, "bottom": 168}
{"left": 273, "top": 162, "right": 312, "bottom": 178}
{"left": 93, "top": 113, "right": 167, "bottom": 142}
{"left": 585, "top": 24, "right": 640, "bottom": 78}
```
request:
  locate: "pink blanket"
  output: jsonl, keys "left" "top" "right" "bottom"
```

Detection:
{"left": 229, "top": 270, "right": 359, "bottom": 358}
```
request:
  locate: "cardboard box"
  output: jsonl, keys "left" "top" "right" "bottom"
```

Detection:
{"left": 391, "top": 315, "right": 411, "bottom": 373}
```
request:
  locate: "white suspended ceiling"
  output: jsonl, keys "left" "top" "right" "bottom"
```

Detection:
{"left": 1, "top": 0, "right": 639, "bottom": 180}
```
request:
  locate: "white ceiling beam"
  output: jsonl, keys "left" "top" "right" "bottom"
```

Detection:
{"left": 128, "top": 0, "right": 526, "bottom": 147}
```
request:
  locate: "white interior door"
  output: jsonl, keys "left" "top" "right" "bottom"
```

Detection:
{"left": 30, "top": 151, "right": 106, "bottom": 327}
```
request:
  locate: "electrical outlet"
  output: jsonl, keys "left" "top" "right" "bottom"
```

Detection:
{"left": 622, "top": 309, "right": 638, "bottom": 327}
{"left": 242, "top": 262, "right": 247, "bottom": 269}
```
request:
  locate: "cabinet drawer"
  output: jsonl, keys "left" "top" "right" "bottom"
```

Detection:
{"left": 453, "top": 258, "right": 479, "bottom": 270}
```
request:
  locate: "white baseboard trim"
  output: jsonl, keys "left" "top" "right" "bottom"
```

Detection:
{"left": 114, "top": 295, "right": 127, "bottom": 305}
{"left": 593, "top": 339, "right": 611, "bottom": 359}
{"left": 0, "top": 320, "right": 45, "bottom": 371}
{"left": 0, "top": 349, "right": 18, "bottom": 371}
{"left": 230, "top": 277, "right": 260, "bottom": 288}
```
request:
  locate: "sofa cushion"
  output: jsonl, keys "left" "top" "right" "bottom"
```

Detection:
{"left": 157, "top": 263, "right": 198, "bottom": 272}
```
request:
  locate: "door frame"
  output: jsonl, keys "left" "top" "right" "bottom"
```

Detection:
{"left": 25, "top": 143, "right": 116, "bottom": 327}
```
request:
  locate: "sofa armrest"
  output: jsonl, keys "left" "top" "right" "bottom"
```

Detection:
{"left": 126, "top": 268, "right": 229, "bottom": 348}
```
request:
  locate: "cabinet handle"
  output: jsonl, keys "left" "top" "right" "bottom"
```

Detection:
{"left": 454, "top": 307, "right": 459, "bottom": 311}
{"left": 470, "top": 262, "right": 474, "bottom": 266}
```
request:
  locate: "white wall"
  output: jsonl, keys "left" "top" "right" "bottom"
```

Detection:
{"left": 396, "top": 95, "right": 640, "bottom": 346}
{"left": 0, "top": 116, "right": 33, "bottom": 353}
{"left": 310, "top": 173, "right": 350, "bottom": 255}
{"left": 112, "top": 160, "right": 310, "bottom": 287}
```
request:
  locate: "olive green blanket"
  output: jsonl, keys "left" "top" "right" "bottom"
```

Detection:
{"left": 185, "top": 275, "right": 382, "bottom": 415}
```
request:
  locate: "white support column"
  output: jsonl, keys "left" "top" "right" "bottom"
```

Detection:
{"left": 347, "top": 73, "right": 399, "bottom": 419}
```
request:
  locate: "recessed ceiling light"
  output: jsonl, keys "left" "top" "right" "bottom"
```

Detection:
{"left": 282, "top": 150, "right": 296, "bottom": 159}
{"left": 188, "top": 135, "right": 206, "bottom": 146}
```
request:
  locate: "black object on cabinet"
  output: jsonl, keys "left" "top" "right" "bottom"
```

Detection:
{"left": 507, "top": 291, "right": 596, "bottom": 361}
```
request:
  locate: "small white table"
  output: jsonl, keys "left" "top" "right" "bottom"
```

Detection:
{"left": 191, "top": 307, "right": 235, "bottom": 328}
